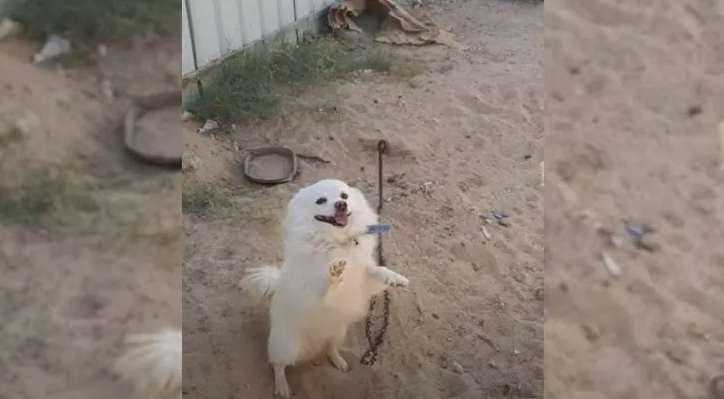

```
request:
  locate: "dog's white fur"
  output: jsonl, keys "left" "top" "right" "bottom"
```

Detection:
{"left": 239, "top": 179, "right": 409, "bottom": 397}
{"left": 113, "top": 327, "right": 182, "bottom": 399}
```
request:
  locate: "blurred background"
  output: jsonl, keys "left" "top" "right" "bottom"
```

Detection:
{"left": 0, "top": 0, "right": 181, "bottom": 398}
{"left": 545, "top": 0, "right": 724, "bottom": 398}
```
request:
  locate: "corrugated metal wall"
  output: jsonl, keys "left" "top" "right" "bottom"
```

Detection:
{"left": 182, "top": 0, "right": 336, "bottom": 76}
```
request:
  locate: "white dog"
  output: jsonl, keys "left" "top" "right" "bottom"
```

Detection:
{"left": 239, "top": 179, "right": 410, "bottom": 397}
{"left": 113, "top": 327, "right": 182, "bottom": 399}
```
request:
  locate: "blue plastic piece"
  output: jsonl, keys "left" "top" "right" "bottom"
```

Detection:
{"left": 365, "top": 224, "right": 391, "bottom": 234}
{"left": 626, "top": 222, "right": 646, "bottom": 238}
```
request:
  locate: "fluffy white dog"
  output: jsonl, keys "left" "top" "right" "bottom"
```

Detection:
{"left": 239, "top": 179, "right": 410, "bottom": 397}
{"left": 113, "top": 327, "right": 182, "bottom": 399}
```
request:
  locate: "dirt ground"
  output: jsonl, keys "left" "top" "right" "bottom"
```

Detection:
{"left": 545, "top": 1, "right": 724, "bottom": 399}
{"left": 182, "top": 1, "right": 543, "bottom": 399}
{"left": 0, "top": 37, "right": 181, "bottom": 399}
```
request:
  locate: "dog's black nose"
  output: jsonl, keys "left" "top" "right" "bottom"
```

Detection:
{"left": 335, "top": 200, "right": 348, "bottom": 212}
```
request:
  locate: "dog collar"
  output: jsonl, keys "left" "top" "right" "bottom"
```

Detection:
{"left": 349, "top": 224, "right": 390, "bottom": 246}
{"left": 364, "top": 224, "right": 390, "bottom": 234}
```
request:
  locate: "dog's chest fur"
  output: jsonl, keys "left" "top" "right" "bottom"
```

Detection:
{"left": 275, "top": 233, "right": 377, "bottom": 336}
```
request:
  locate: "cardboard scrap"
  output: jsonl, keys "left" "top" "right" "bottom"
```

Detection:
{"left": 328, "top": 0, "right": 456, "bottom": 46}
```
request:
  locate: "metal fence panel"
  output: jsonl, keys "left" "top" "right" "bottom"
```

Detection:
{"left": 182, "top": 0, "right": 336, "bottom": 76}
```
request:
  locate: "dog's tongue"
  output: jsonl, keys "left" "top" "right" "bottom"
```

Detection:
{"left": 334, "top": 212, "right": 348, "bottom": 226}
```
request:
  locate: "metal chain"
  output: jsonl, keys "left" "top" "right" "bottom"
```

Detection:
{"left": 360, "top": 290, "right": 391, "bottom": 365}
{"left": 360, "top": 139, "right": 391, "bottom": 366}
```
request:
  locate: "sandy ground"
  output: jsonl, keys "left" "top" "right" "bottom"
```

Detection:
{"left": 545, "top": 1, "right": 724, "bottom": 398}
{"left": 0, "top": 38, "right": 180, "bottom": 399}
{"left": 182, "top": 1, "right": 542, "bottom": 399}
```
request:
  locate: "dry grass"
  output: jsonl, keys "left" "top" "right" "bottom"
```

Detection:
{"left": 0, "top": 163, "right": 99, "bottom": 227}
{"left": 188, "top": 38, "right": 424, "bottom": 124}
{"left": 1, "top": 0, "right": 179, "bottom": 43}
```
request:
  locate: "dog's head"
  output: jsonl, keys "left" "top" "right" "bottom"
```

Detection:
{"left": 284, "top": 179, "right": 377, "bottom": 243}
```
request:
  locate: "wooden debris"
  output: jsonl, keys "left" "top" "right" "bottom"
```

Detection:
{"left": 599, "top": 250, "right": 621, "bottom": 278}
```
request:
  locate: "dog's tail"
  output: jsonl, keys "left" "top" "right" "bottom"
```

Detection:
{"left": 114, "top": 327, "right": 181, "bottom": 399}
{"left": 238, "top": 265, "right": 281, "bottom": 301}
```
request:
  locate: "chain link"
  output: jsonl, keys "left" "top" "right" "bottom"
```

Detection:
{"left": 360, "top": 290, "right": 391, "bottom": 365}
{"left": 360, "top": 140, "right": 391, "bottom": 366}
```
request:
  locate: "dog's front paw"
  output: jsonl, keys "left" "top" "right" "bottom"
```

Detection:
{"left": 383, "top": 271, "right": 409, "bottom": 288}
{"left": 329, "top": 259, "right": 347, "bottom": 284}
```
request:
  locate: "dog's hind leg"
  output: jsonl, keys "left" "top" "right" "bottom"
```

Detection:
{"left": 326, "top": 327, "right": 349, "bottom": 372}
{"left": 272, "top": 364, "right": 292, "bottom": 398}
{"left": 268, "top": 325, "right": 300, "bottom": 398}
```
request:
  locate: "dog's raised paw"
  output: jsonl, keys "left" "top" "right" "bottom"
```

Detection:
{"left": 386, "top": 274, "right": 409, "bottom": 288}
{"left": 329, "top": 259, "right": 346, "bottom": 283}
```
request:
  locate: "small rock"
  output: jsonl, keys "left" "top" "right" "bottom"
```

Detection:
{"left": 664, "top": 346, "right": 689, "bottom": 364}
{"left": 198, "top": 119, "right": 219, "bottom": 134}
{"left": 54, "top": 64, "right": 67, "bottom": 77}
{"left": 610, "top": 234, "right": 625, "bottom": 247}
{"left": 513, "top": 349, "right": 520, "bottom": 355}
{"left": 0, "top": 19, "right": 22, "bottom": 41}
{"left": 414, "top": 297, "right": 424, "bottom": 314}
{"left": 165, "top": 60, "right": 179, "bottom": 82}
{"left": 181, "top": 111, "right": 195, "bottom": 121}
{"left": 33, "top": 34, "right": 72, "bottom": 64}
{"left": 600, "top": 250, "right": 621, "bottom": 278}
{"left": 408, "top": 76, "right": 425, "bottom": 88}
{"left": 687, "top": 105, "right": 702, "bottom": 117}
{"left": 488, "top": 360, "right": 497, "bottom": 368}
{"left": 100, "top": 79, "right": 114, "bottom": 100}
{"left": 97, "top": 44, "right": 108, "bottom": 57}
{"left": 481, "top": 226, "right": 492, "bottom": 240}
{"left": 451, "top": 362, "right": 464, "bottom": 374}
{"left": 15, "top": 110, "right": 42, "bottom": 135}
{"left": 634, "top": 238, "right": 661, "bottom": 252}
{"left": 581, "top": 324, "right": 599, "bottom": 341}
{"left": 182, "top": 156, "right": 200, "bottom": 172}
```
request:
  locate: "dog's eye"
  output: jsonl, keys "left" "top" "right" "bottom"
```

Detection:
{"left": 340, "top": 192, "right": 348, "bottom": 200}
{"left": 315, "top": 197, "right": 327, "bottom": 205}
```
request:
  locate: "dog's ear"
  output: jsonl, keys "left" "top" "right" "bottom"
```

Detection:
{"left": 348, "top": 186, "right": 374, "bottom": 207}
{"left": 348, "top": 185, "right": 365, "bottom": 197}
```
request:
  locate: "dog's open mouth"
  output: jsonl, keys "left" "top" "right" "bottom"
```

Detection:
{"left": 315, "top": 211, "right": 351, "bottom": 227}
